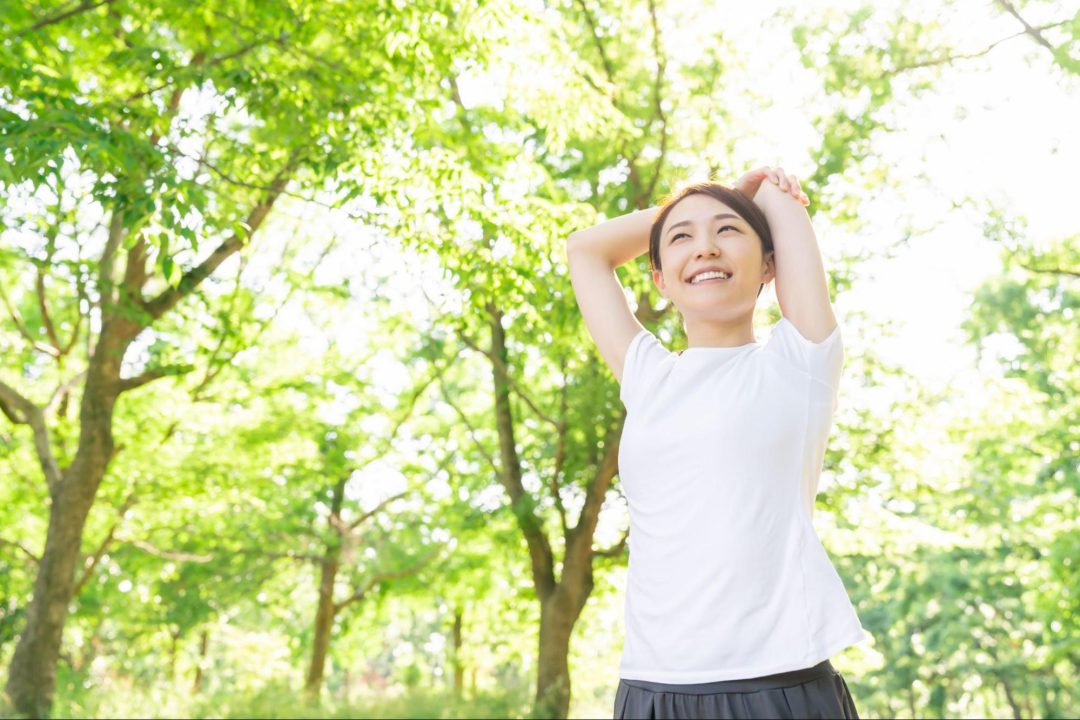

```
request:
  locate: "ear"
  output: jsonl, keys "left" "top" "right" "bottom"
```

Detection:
{"left": 652, "top": 267, "right": 669, "bottom": 298}
{"left": 761, "top": 251, "right": 776, "bottom": 285}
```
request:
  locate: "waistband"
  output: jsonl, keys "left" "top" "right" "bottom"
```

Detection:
{"left": 620, "top": 659, "right": 836, "bottom": 695}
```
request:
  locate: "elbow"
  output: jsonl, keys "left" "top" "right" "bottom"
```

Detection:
{"left": 565, "top": 231, "right": 585, "bottom": 260}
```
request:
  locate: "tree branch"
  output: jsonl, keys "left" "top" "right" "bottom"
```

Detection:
{"left": 996, "top": 0, "right": 1060, "bottom": 54}
{"left": 0, "top": 380, "right": 63, "bottom": 491}
{"left": 435, "top": 376, "right": 501, "bottom": 479}
{"left": 208, "top": 7, "right": 354, "bottom": 80}
{"left": 45, "top": 370, "right": 87, "bottom": 415}
{"left": 116, "top": 365, "right": 193, "bottom": 394}
{"left": 97, "top": 210, "right": 127, "bottom": 315}
{"left": 1015, "top": 261, "right": 1080, "bottom": 278}
{"left": 416, "top": 295, "right": 502, "bottom": 477}
{"left": 0, "top": 537, "right": 40, "bottom": 565}
{"left": 122, "top": 537, "right": 213, "bottom": 563}
{"left": 141, "top": 152, "right": 300, "bottom": 323}
{"left": 176, "top": 145, "right": 363, "bottom": 220}
{"left": 0, "top": 284, "right": 60, "bottom": 357}
{"left": 333, "top": 548, "right": 442, "bottom": 614}
{"left": 186, "top": 231, "right": 336, "bottom": 403}
{"left": 643, "top": 0, "right": 669, "bottom": 203}
{"left": 121, "top": 236, "right": 151, "bottom": 298}
{"left": 550, "top": 354, "right": 572, "bottom": 540}
{"left": 572, "top": 0, "right": 651, "bottom": 201}
{"left": 72, "top": 493, "right": 136, "bottom": 597}
{"left": 575, "top": 0, "right": 618, "bottom": 87}
{"left": 566, "top": 415, "right": 623, "bottom": 578}
{"left": 551, "top": 411, "right": 569, "bottom": 539}
{"left": 346, "top": 490, "right": 409, "bottom": 532}
{"left": 10, "top": 0, "right": 115, "bottom": 39}
{"left": 35, "top": 266, "right": 62, "bottom": 355}
{"left": 126, "top": 35, "right": 287, "bottom": 103}
{"left": 188, "top": 255, "right": 249, "bottom": 401}
{"left": 593, "top": 527, "right": 629, "bottom": 558}
{"left": 455, "top": 329, "right": 561, "bottom": 428}
{"left": 59, "top": 270, "right": 88, "bottom": 357}
{"left": 235, "top": 548, "right": 325, "bottom": 563}
{"left": 893, "top": 20, "right": 1070, "bottom": 73}
{"left": 363, "top": 363, "right": 441, "bottom": 464}
{"left": 487, "top": 302, "right": 556, "bottom": 599}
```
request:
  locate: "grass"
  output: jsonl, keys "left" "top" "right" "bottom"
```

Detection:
{"left": 9, "top": 679, "right": 534, "bottom": 719}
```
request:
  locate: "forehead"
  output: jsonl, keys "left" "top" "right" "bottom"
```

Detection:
{"left": 662, "top": 193, "right": 741, "bottom": 234}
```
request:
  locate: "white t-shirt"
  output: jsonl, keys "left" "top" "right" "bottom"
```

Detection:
{"left": 617, "top": 316, "right": 871, "bottom": 683}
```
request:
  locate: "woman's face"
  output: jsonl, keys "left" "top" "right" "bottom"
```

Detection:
{"left": 652, "top": 193, "right": 775, "bottom": 323}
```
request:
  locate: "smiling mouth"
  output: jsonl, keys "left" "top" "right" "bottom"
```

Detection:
{"left": 688, "top": 271, "right": 732, "bottom": 285}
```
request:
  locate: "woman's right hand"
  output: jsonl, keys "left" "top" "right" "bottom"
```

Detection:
{"left": 734, "top": 166, "right": 809, "bottom": 206}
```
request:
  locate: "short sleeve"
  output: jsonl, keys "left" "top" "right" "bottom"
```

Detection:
{"left": 765, "top": 316, "right": 844, "bottom": 393}
{"left": 619, "top": 329, "right": 672, "bottom": 412}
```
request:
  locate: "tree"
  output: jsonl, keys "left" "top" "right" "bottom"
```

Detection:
{"left": 0, "top": 0, "right": 480, "bottom": 714}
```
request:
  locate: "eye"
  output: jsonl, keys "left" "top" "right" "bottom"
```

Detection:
{"left": 671, "top": 232, "right": 690, "bottom": 242}
{"left": 717, "top": 225, "right": 737, "bottom": 234}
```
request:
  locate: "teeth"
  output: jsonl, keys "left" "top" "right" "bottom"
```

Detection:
{"left": 691, "top": 271, "right": 730, "bottom": 284}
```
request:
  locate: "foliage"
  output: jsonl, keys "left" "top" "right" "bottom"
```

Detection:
{"left": 2, "top": 0, "right": 1077, "bottom": 718}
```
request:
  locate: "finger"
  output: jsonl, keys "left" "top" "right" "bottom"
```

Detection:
{"left": 788, "top": 174, "right": 801, "bottom": 198}
{"left": 800, "top": 192, "right": 810, "bottom": 206}
{"left": 774, "top": 167, "right": 788, "bottom": 191}
{"left": 766, "top": 167, "right": 780, "bottom": 185}
{"left": 739, "top": 168, "right": 767, "bottom": 187}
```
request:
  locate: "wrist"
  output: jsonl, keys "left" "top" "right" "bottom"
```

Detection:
{"left": 751, "top": 180, "right": 783, "bottom": 208}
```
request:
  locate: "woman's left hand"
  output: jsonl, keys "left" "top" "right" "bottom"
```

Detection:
{"left": 735, "top": 166, "right": 810, "bottom": 206}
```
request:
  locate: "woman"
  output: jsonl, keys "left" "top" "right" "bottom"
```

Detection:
{"left": 566, "top": 166, "right": 869, "bottom": 719}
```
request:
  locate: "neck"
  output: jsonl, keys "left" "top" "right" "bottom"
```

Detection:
{"left": 683, "top": 316, "right": 757, "bottom": 348}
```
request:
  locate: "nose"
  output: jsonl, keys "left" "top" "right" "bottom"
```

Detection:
{"left": 695, "top": 238, "right": 721, "bottom": 258}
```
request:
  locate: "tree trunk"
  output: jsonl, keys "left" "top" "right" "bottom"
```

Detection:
{"left": 4, "top": 486, "right": 98, "bottom": 717}
{"left": 168, "top": 628, "right": 180, "bottom": 682}
{"left": 192, "top": 628, "right": 210, "bottom": 693}
{"left": 450, "top": 606, "right": 464, "bottom": 697}
{"left": 533, "top": 591, "right": 582, "bottom": 720}
{"left": 997, "top": 673, "right": 1022, "bottom": 720}
{"left": 5, "top": 346, "right": 121, "bottom": 718}
{"left": 482, "top": 303, "right": 618, "bottom": 719}
{"left": 305, "top": 476, "right": 346, "bottom": 697}
{"left": 305, "top": 555, "right": 339, "bottom": 695}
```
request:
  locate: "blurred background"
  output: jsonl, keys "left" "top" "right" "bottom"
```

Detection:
{"left": 1, "top": 0, "right": 1077, "bottom": 717}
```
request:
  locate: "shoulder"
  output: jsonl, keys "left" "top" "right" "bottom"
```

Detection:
{"left": 762, "top": 316, "right": 844, "bottom": 391}
{"left": 619, "top": 329, "right": 677, "bottom": 411}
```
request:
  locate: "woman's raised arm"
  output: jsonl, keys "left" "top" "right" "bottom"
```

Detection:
{"left": 565, "top": 209, "right": 655, "bottom": 383}
{"left": 749, "top": 169, "right": 837, "bottom": 343}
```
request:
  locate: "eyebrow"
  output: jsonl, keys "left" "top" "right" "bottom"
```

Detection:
{"left": 666, "top": 213, "right": 741, "bottom": 237}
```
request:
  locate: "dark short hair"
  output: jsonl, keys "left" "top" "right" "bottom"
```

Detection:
{"left": 649, "top": 182, "right": 774, "bottom": 277}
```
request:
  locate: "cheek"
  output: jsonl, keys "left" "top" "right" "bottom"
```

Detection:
{"left": 663, "top": 245, "right": 688, "bottom": 272}
{"left": 660, "top": 266, "right": 678, "bottom": 289}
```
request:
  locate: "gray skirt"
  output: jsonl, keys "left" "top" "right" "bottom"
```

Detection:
{"left": 613, "top": 659, "right": 860, "bottom": 719}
